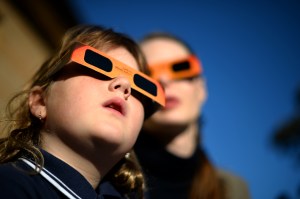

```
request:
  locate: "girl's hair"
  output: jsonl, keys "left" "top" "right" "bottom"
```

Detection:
{"left": 0, "top": 24, "right": 146, "bottom": 197}
{"left": 140, "top": 32, "right": 225, "bottom": 199}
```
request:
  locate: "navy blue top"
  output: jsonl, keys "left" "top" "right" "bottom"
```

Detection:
{"left": 0, "top": 150, "right": 126, "bottom": 199}
{"left": 134, "top": 132, "right": 201, "bottom": 199}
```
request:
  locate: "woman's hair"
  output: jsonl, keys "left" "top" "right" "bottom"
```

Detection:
{"left": 0, "top": 24, "right": 146, "bottom": 197}
{"left": 140, "top": 32, "right": 225, "bottom": 199}
{"left": 140, "top": 32, "right": 196, "bottom": 56}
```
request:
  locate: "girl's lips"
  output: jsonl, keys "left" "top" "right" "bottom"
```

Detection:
{"left": 164, "top": 96, "right": 180, "bottom": 109}
{"left": 103, "top": 97, "right": 126, "bottom": 116}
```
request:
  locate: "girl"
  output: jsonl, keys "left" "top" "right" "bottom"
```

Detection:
{"left": 0, "top": 25, "right": 164, "bottom": 199}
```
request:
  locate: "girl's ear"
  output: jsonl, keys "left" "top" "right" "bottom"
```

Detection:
{"left": 29, "top": 86, "right": 46, "bottom": 120}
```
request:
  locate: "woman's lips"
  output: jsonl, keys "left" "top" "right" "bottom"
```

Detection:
{"left": 164, "top": 96, "right": 180, "bottom": 109}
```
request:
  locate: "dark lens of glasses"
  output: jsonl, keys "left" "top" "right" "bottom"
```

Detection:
{"left": 134, "top": 74, "right": 157, "bottom": 96}
{"left": 172, "top": 61, "right": 190, "bottom": 72}
{"left": 84, "top": 49, "right": 113, "bottom": 72}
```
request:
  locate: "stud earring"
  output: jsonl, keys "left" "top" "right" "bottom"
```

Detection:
{"left": 125, "top": 152, "right": 130, "bottom": 159}
{"left": 38, "top": 112, "right": 42, "bottom": 121}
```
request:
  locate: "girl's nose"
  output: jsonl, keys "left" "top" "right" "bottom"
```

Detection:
{"left": 109, "top": 76, "right": 131, "bottom": 100}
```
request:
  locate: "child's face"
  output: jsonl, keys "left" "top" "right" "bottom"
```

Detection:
{"left": 42, "top": 47, "right": 144, "bottom": 158}
{"left": 141, "top": 39, "right": 207, "bottom": 127}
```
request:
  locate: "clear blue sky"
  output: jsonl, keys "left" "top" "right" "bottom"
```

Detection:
{"left": 68, "top": 1, "right": 300, "bottom": 198}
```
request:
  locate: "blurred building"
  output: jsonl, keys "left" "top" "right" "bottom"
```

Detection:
{"left": 0, "top": 0, "right": 78, "bottom": 113}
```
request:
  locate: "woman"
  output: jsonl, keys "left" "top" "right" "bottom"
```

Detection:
{"left": 134, "top": 32, "right": 250, "bottom": 199}
{"left": 0, "top": 25, "right": 165, "bottom": 199}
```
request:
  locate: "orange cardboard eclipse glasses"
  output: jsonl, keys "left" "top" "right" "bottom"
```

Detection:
{"left": 55, "top": 43, "right": 165, "bottom": 108}
{"left": 149, "top": 55, "right": 203, "bottom": 81}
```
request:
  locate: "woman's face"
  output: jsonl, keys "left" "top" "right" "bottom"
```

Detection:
{"left": 141, "top": 38, "right": 207, "bottom": 128}
{"left": 39, "top": 47, "right": 144, "bottom": 158}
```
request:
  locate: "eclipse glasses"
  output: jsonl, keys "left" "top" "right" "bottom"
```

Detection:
{"left": 148, "top": 55, "right": 203, "bottom": 81}
{"left": 55, "top": 43, "right": 165, "bottom": 108}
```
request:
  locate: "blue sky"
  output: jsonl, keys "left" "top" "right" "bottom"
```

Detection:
{"left": 68, "top": 1, "right": 300, "bottom": 198}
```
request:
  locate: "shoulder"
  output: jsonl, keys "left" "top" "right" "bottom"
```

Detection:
{"left": 99, "top": 179, "right": 125, "bottom": 198}
{"left": 217, "top": 168, "right": 252, "bottom": 199}
{"left": 0, "top": 162, "right": 33, "bottom": 185}
{"left": 0, "top": 162, "right": 59, "bottom": 199}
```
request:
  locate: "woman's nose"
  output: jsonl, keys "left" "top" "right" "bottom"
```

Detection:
{"left": 109, "top": 76, "right": 131, "bottom": 100}
{"left": 158, "top": 76, "right": 171, "bottom": 88}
